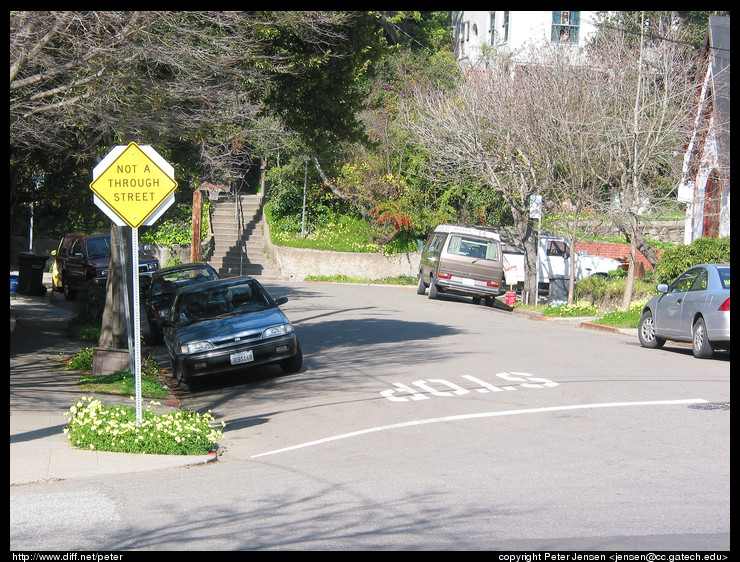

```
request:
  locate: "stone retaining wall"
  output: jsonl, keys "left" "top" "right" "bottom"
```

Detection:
{"left": 263, "top": 222, "right": 421, "bottom": 281}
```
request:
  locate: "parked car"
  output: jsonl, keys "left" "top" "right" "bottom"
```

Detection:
{"left": 52, "top": 233, "right": 159, "bottom": 300}
{"left": 145, "top": 262, "right": 220, "bottom": 341}
{"left": 638, "top": 264, "right": 730, "bottom": 358}
{"left": 163, "top": 276, "right": 302, "bottom": 390}
{"left": 418, "top": 224, "right": 504, "bottom": 306}
{"left": 502, "top": 235, "right": 622, "bottom": 287}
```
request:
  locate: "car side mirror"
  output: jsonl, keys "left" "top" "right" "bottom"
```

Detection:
{"left": 275, "top": 297, "right": 288, "bottom": 306}
{"left": 656, "top": 283, "right": 668, "bottom": 294}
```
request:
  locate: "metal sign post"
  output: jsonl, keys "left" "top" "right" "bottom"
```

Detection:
{"left": 91, "top": 143, "right": 177, "bottom": 423}
{"left": 131, "top": 227, "right": 143, "bottom": 422}
{"left": 530, "top": 194, "right": 543, "bottom": 305}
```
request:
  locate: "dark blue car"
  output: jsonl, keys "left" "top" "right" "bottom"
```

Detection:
{"left": 163, "top": 276, "right": 302, "bottom": 390}
{"left": 145, "top": 262, "right": 220, "bottom": 341}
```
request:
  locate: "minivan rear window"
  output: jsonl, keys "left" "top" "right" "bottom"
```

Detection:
{"left": 447, "top": 235, "right": 499, "bottom": 261}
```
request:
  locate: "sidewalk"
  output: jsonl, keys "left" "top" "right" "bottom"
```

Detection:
{"left": 509, "top": 305, "right": 639, "bottom": 337}
{"left": 10, "top": 276, "right": 216, "bottom": 486}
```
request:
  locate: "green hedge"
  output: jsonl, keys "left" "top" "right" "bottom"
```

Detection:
{"left": 654, "top": 237, "right": 730, "bottom": 284}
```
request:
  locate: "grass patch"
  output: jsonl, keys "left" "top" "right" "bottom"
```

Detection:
{"left": 61, "top": 349, "right": 223, "bottom": 455}
{"left": 541, "top": 301, "right": 598, "bottom": 317}
{"left": 62, "top": 347, "right": 169, "bottom": 399}
{"left": 305, "top": 274, "right": 416, "bottom": 285}
{"left": 592, "top": 309, "right": 641, "bottom": 328}
{"left": 66, "top": 317, "right": 101, "bottom": 342}
{"left": 78, "top": 370, "right": 170, "bottom": 399}
{"left": 269, "top": 212, "right": 382, "bottom": 253}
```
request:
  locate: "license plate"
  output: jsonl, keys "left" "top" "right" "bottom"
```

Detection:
{"left": 230, "top": 349, "right": 254, "bottom": 365}
{"left": 462, "top": 278, "right": 475, "bottom": 286}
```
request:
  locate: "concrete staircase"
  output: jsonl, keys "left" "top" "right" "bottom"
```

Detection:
{"left": 207, "top": 193, "right": 282, "bottom": 280}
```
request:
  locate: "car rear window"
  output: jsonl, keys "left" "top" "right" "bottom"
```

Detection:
{"left": 151, "top": 268, "right": 218, "bottom": 296}
{"left": 717, "top": 266, "right": 730, "bottom": 290}
{"left": 447, "top": 235, "right": 499, "bottom": 261}
{"left": 86, "top": 237, "right": 111, "bottom": 258}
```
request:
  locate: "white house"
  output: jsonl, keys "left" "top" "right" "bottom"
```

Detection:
{"left": 452, "top": 11, "right": 599, "bottom": 66}
{"left": 678, "top": 15, "right": 730, "bottom": 242}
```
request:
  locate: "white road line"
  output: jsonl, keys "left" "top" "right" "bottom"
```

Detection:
{"left": 249, "top": 398, "right": 708, "bottom": 459}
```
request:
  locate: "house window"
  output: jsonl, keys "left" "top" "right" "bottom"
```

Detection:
{"left": 489, "top": 12, "right": 496, "bottom": 44}
{"left": 459, "top": 20, "right": 470, "bottom": 55}
{"left": 551, "top": 11, "right": 580, "bottom": 45}
{"left": 503, "top": 11, "right": 509, "bottom": 43}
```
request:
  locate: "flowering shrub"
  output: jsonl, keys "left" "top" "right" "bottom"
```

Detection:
{"left": 63, "top": 396, "right": 224, "bottom": 455}
{"left": 628, "top": 296, "right": 650, "bottom": 313}
{"left": 541, "top": 301, "right": 598, "bottom": 317}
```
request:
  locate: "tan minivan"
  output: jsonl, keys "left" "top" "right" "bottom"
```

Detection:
{"left": 417, "top": 224, "right": 504, "bottom": 306}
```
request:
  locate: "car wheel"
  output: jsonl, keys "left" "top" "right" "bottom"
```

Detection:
{"left": 416, "top": 275, "right": 426, "bottom": 295}
{"left": 428, "top": 279, "right": 438, "bottom": 299}
{"left": 692, "top": 317, "right": 714, "bottom": 359}
{"left": 173, "top": 361, "right": 197, "bottom": 391}
{"left": 147, "top": 322, "right": 162, "bottom": 344}
{"left": 62, "top": 277, "right": 77, "bottom": 301}
{"left": 280, "top": 343, "right": 303, "bottom": 374}
{"left": 638, "top": 310, "right": 664, "bottom": 349}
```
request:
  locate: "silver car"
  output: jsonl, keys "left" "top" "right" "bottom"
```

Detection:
{"left": 163, "top": 276, "right": 302, "bottom": 390}
{"left": 638, "top": 264, "right": 730, "bottom": 358}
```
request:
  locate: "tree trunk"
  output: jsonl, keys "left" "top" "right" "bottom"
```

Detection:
{"left": 621, "top": 215, "right": 639, "bottom": 311}
{"left": 512, "top": 207, "right": 538, "bottom": 305}
{"left": 98, "top": 224, "right": 129, "bottom": 349}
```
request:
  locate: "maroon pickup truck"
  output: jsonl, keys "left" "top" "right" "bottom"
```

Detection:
{"left": 52, "top": 232, "right": 159, "bottom": 300}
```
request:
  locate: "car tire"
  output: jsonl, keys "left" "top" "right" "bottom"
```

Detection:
{"left": 62, "top": 277, "right": 77, "bottom": 301}
{"left": 692, "top": 317, "right": 714, "bottom": 359}
{"left": 147, "top": 322, "right": 162, "bottom": 344}
{"left": 416, "top": 275, "right": 426, "bottom": 295}
{"left": 638, "top": 310, "right": 665, "bottom": 349}
{"left": 428, "top": 279, "right": 438, "bottom": 300}
{"left": 280, "top": 343, "right": 303, "bottom": 374}
{"left": 173, "top": 361, "right": 197, "bottom": 391}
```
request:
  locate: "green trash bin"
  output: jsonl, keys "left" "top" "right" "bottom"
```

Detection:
{"left": 17, "top": 252, "right": 49, "bottom": 296}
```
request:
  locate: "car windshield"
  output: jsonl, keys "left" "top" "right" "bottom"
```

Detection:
{"left": 175, "top": 280, "right": 273, "bottom": 322}
{"left": 151, "top": 268, "right": 219, "bottom": 296}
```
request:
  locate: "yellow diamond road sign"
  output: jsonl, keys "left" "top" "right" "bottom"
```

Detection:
{"left": 90, "top": 142, "right": 178, "bottom": 229}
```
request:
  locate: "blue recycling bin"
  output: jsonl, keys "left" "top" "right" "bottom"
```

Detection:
{"left": 17, "top": 252, "right": 49, "bottom": 296}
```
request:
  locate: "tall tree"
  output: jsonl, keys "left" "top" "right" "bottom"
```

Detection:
{"left": 408, "top": 15, "right": 698, "bottom": 306}
{"left": 10, "top": 11, "right": 381, "bottom": 350}
{"left": 590, "top": 12, "right": 699, "bottom": 308}
{"left": 408, "top": 61, "right": 552, "bottom": 303}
